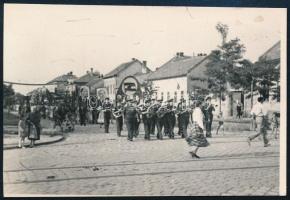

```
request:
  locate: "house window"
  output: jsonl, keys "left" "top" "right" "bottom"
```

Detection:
{"left": 161, "top": 92, "right": 164, "bottom": 100}
{"left": 181, "top": 91, "right": 184, "bottom": 99}
{"left": 174, "top": 91, "right": 177, "bottom": 103}
{"left": 167, "top": 92, "right": 170, "bottom": 100}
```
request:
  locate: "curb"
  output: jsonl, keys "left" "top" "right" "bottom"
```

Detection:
{"left": 3, "top": 135, "right": 66, "bottom": 150}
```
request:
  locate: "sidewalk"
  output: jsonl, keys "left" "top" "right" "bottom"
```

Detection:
{"left": 3, "top": 133, "right": 65, "bottom": 150}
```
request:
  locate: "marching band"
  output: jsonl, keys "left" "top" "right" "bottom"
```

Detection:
{"left": 61, "top": 91, "right": 214, "bottom": 142}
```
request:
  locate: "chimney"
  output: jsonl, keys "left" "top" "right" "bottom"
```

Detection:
{"left": 86, "top": 70, "right": 90, "bottom": 74}
{"left": 90, "top": 68, "right": 93, "bottom": 73}
{"left": 132, "top": 58, "right": 136, "bottom": 61}
{"left": 142, "top": 60, "right": 147, "bottom": 66}
{"left": 180, "top": 52, "right": 184, "bottom": 57}
{"left": 176, "top": 52, "right": 180, "bottom": 57}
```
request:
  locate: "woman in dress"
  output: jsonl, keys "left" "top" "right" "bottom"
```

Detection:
{"left": 185, "top": 100, "right": 209, "bottom": 158}
{"left": 27, "top": 106, "right": 42, "bottom": 148}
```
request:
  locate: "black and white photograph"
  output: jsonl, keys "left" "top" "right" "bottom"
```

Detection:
{"left": 3, "top": 4, "right": 287, "bottom": 196}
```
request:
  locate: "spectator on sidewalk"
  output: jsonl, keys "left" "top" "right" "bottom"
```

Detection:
{"left": 18, "top": 114, "right": 28, "bottom": 148}
{"left": 271, "top": 112, "right": 280, "bottom": 139}
{"left": 216, "top": 111, "right": 224, "bottom": 135}
{"left": 27, "top": 106, "right": 42, "bottom": 148}
{"left": 236, "top": 101, "right": 243, "bottom": 119}
{"left": 202, "top": 96, "right": 215, "bottom": 138}
{"left": 247, "top": 97, "right": 270, "bottom": 147}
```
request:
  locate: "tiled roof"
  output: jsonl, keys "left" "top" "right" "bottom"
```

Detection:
{"left": 104, "top": 60, "right": 137, "bottom": 78}
{"left": 148, "top": 55, "right": 206, "bottom": 80}
{"left": 104, "top": 59, "right": 151, "bottom": 78}
{"left": 259, "top": 41, "right": 280, "bottom": 61}
{"left": 134, "top": 72, "right": 152, "bottom": 84}
{"left": 74, "top": 73, "right": 100, "bottom": 83}
{"left": 47, "top": 73, "right": 77, "bottom": 84}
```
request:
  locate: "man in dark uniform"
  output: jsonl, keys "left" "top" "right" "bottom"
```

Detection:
{"left": 79, "top": 100, "right": 87, "bottom": 126}
{"left": 113, "top": 102, "right": 124, "bottom": 137}
{"left": 164, "top": 99, "right": 175, "bottom": 139}
{"left": 124, "top": 99, "right": 138, "bottom": 141}
{"left": 103, "top": 97, "right": 112, "bottom": 133}
{"left": 155, "top": 99, "right": 163, "bottom": 140}
{"left": 168, "top": 99, "right": 176, "bottom": 139}
{"left": 134, "top": 101, "right": 141, "bottom": 138}
{"left": 149, "top": 98, "right": 157, "bottom": 135}
{"left": 177, "top": 99, "right": 190, "bottom": 138}
{"left": 142, "top": 99, "right": 152, "bottom": 140}
{"left": 177, "top": 98, "right": 184, "bottom": 136}
{"left": 202, "top": 96, "right": 215, "bottom": 137}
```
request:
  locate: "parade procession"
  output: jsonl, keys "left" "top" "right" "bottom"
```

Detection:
{"left": 3, "top": 4, "right": 285, "bottom": 197}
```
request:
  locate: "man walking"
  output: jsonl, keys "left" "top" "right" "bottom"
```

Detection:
{"left": 142, "top": 99, "right": 152, "bottom": 140}
{"left": 113, "top": 102, "right": 124, "bottom": 137}
{"left": 177, "top": 99, "right": 190, "bottom": 138}
{"left": 203, "top": 96, "right": 215, "bottom": 138}
{"left": 166, "top": 99, "right": 175, "bottom": 139}
{"left": 103, "top": 97, "right": 112, "bottom": 133}
{"left": 155, "top": 99, "right": 163, "bottom": 140}
{"left": 247, "top": 97, "right": 270, "bottom": 147}
{"left": 124, "top": 99, "right": 138, "bottom": 141}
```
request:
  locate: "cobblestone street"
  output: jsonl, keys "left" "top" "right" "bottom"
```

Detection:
{"left": 3, "top": 124, "right": 280, "bottom": 196}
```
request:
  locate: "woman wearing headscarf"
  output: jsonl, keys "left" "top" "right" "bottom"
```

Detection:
{"left": 185, "top": 100, "right": 209, "bottom": 158}
{"left": 27, "top": 106, "right": 42, "bottom": 148}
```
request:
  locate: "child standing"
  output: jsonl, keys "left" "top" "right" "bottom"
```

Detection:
{"left": 216, "top": 112, "right": 224, "bottom": 135}
{"left": 271, "top": 112, "right": 280, "bottom": 139}
{"left": 18, "top": 117, "right": 27, "bottom": 148}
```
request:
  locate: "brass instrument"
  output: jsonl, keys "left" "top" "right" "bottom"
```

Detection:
{"left": 156, "top": 105, "right": 171, "bottom": 118}
{"left": 113, "top": 107, "right": 123, "bottom": 118}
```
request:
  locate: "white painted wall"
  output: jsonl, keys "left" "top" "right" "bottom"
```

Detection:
{"left": 152, "top": 76, "right": 188, "bottom": 104}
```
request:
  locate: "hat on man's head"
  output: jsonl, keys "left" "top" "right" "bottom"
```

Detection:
{"left": 145, "top": 99, "right": 151, "bottom": 103}
{"left": 105, "top": 97, "right": 109, "bottom": 100}
{"left": 205, "top": 95, "right": 212, "bottom": 101}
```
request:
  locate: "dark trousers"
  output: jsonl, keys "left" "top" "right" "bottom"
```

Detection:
{"left": 135, "top": 120, "right": 140, "bottom": 137}
{"left": 249, "top": 116, "right": 269, "bottom": 145}
{"left": 143, "top": 118, "right": 151, "bottom": 139}
{"left": 156, "top": 117, "right": 164, "bottom": 139}
{"left": 126, "top": 118, "right": 136, "bottom": 140}
{"left": 79, "top": 113, "right": 86, "bottom": 126}
{"left": 150, "top": 116, "right": 156, "bottom": 135}
{"left": 179, "top": 113, "right": 189, "bottom": 138}
{"left": 164, "top": 114, "right": 170, "bottom": 136}
{"left": 169, "top": 114, "right": 176, "bottom": 138}
{"left": 237, "top": 111, "right": 242, "bottom": 119}
{"left": 205, "top": 116, "right": 213, "bottom": 137}
{"left": 92, "top": 110, "right": 98, "bottom": 124}
{"left": 116, "top": 116, "right": 123, "bottom": 136}
{"left": 104, "top": 112, "right": 111, "bottom": 133}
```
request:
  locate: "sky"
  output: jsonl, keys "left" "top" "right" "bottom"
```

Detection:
{"left": 4, "top": 4, "right": 286, "bottom": 95}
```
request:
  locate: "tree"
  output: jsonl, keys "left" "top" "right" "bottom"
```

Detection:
{"left": 205, "top": 23, "right": 246, "bottom": 112}
{"left": 254, "top": 59, "right": 280, "bottom": 101}
{"left": 3, "top": 84, "right": 15, "bottom": 111}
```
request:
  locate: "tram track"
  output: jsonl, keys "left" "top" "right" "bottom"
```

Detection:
{"left": 4, "top": 151, "right": 278, "bottom": 173}
{"left": 4, "top": 164, "right": 278, "bottom": 185}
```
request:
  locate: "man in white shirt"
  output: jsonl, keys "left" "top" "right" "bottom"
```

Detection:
{"left": 247, "top": 97, "right": 270, "bottom": 147}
